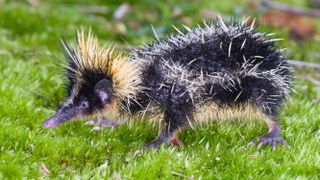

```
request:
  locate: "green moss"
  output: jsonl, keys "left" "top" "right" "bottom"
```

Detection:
{"left": 0, "top": 0, "right": 319, "bottom": 179}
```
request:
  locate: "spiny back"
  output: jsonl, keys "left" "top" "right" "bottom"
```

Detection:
{"left": 132, "top": 17, "right": 290, "bottom": 75}
{"left": 132, "top": 17, "right": 292, "bottom": 96}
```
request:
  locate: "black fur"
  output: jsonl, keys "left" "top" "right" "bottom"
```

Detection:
{"left": 130, "top": 19, "right": 292, "bottom": 148}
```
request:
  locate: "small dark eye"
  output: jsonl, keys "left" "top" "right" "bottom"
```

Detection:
{"left": 80, "top": 101, "right": 89, "bottom": 108}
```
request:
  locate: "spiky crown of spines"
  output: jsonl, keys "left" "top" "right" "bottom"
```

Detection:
{"left": 61, "top": 30, "right": 118, "bottom": 80}
{"left": 61, "top": 30, "right": 143, "bottom": 111}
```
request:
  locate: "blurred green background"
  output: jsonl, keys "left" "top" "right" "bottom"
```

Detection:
{"left": 0, "top": 0, "right": 320, "bottom": 179}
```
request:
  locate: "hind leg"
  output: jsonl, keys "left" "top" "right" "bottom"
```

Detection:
{"left": 250, "top": 95, "right": 287, "bottom": 150}
{"left": 246, "top": 78, "right": 288, "bottom": 150}
{"left": 252, "top": 115, "right": 287, "bottom": 150}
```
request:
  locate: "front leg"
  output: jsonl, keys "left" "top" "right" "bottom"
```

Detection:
{"left": 135, "top": 103, "right": 193, "bottom": 155}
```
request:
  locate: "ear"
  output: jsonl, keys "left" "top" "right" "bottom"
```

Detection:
{"left": 94, "top": 79, "right": 113, "bottom": 103}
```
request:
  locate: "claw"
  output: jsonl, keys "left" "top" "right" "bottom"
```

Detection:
{"left": 271, "top": 141, "right": 276, "bottom": 151}
{"left": 85, "top": 120, "right": 95, "bottom": 125}
{"left": 257, "top": 141, "right": 264, "bottom": 149}
{"left": 251, "top": 132, "right": 288, "bottom": 150}
{"left": 90, "top": 126, "right": 102, "bottom": 131}
{"left": 133, "top": 149, "right": 142, "bottom": 157}
{"left": 247, "top": 141, "right": 256, "bottom": 146}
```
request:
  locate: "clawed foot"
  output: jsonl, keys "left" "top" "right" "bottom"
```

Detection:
{"left": 249, "top": 133, "right": 288, "bottom": 150}
{"left": 133, "top": 135, "right": 183, "bottom": 157}
{"left": 85, "top": 117, "right": 125, "bottom": 131}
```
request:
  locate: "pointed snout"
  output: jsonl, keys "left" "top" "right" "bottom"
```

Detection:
{"left": 42, "top": 117, "right": 59, "bottom": 128}
{"left": 42, "top": 107, "right": 78, "bottom": 128}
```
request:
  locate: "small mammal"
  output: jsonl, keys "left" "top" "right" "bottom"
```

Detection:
{"left": 43, "top": 17, "right": 292, "bottom": 151}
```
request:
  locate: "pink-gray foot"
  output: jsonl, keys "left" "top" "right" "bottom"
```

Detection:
{"left": 85, "top": 117, "right": 125, "bottom": 131}
{"left": 250, "top": 121, "right": 288, "bottom": 150}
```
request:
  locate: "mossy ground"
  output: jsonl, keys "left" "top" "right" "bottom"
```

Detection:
{"left": 0, "top": 0, "right": 320, "bottom": 179}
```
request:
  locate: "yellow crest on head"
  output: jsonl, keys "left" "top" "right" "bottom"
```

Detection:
{"left": 62, "top": 29, "right": 144, "bottom": 113}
